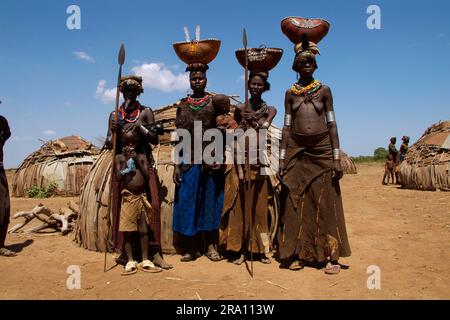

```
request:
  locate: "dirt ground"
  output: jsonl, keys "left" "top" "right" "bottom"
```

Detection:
{"left": 1, "top": 163, "right": 449, "bottom": 300}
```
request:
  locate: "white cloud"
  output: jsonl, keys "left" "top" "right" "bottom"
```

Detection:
{"left": 132, "top": 63, "right": 189, "bottom": 92}
{"left": 95, "top": 80, "right": 117, "bottom": 104}
{"left": 73, "top": 51, "right": 95, "bottom": 63}
{"left": 95, "top": 63, "right": 188, "bottom": 103}
{"left": 42, "top": 130, "right": 56, "bottom": 136}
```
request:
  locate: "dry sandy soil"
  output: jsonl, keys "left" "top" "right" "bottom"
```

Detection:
{"left": 1, "top": 163, "right": 449, "bottom": 300}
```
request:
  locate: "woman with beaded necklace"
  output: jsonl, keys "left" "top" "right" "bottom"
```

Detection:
{"left": 220, "top": 69, "right": 277, "bottom": 265}
{"left": 172, "top": 61, "right": 225, "bottom": 262}
{"left": 277, "top": 18, "right": 351, "bottom": 274}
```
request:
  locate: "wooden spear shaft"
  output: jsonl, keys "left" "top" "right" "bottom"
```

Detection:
{"left": 104, "top": 44, "right": 125, "bottom": 272}
{"left": 243, "top": 29, "right": 253, "bottom": 278}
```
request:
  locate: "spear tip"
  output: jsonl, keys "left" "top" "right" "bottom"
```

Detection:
{"left": 118, "top": 43, "right": 125, "bottom": 65}
{"left": 243, "top": 28, "right": 247, "bottom": 48}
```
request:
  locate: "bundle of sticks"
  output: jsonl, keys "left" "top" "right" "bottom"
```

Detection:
{"left": 8, "top": 201, "right": 79, "bottom": 235}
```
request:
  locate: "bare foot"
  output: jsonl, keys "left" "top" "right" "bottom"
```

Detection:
{"left": 152, "top": 252, "right": 173, "bottom": 269}
{"left": 233, "top": 254, "right": 245, "bottom": 265}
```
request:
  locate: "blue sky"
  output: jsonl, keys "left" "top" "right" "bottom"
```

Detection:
{"left": 1, "top": 0, "right": 449, "bottom": 168}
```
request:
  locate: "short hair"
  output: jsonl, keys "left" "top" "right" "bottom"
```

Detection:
{"left": 248, "top": 71, "right": 270, "bottom": 91}
{"left": 120, "top": 75, "right": 144, "bottom": 94}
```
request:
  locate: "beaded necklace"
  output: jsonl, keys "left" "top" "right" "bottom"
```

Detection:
{"left": 186, "top": 94, "right": 211, "bottom": 111}
{"left": 290, "top": 79, "right": 322, "bottom": 98}
{"left": 119, "top": 102, "right": 141, "bottom": 123}
{"left": 249, "top": 99, "right": 268, "bottom": 114}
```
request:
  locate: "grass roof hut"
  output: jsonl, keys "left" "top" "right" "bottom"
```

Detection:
{"left": 398, "top": 120, "right": 450, "bottom": 191}
{"left": 12, "top": 135, "right": 99, "bottom": 197}
{"left": 341, "top": 151, "right": 357, "bottom": 174}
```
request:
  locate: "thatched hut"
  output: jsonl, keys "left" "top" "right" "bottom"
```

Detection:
{"left": 398, "top": 120, "right": 450, "bottom": 191}
{"left": 12, "top": 135, "right": 99, "bottom": 197}
{"left": 75, "top": 99, "right": 282, "bottom": 253}
{"left": 341, "top": 151, "right": 357, "bottom": 174}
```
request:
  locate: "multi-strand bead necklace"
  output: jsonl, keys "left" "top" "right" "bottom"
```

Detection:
{"left": 290, "top": 79, "right": 322, "bottom": 100}
{"left": 186, "top": 94, "right": 211, "bottom": 111}
{"left": 119, "top": 103, "right": 141, "bottom": 123}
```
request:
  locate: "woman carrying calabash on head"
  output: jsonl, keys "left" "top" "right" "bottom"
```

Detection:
{"left": 277, "top": 17, "right": 351, "bottom": 274}
{"left": 172, "top": 28, "right": 225, "bottom": 262}
{"left": 219, "top": 47, "right": 282, "bottom": 265}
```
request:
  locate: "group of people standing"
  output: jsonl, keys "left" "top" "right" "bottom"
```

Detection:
{"left": 0, "top": 18, "right": 352, "bottom": 276}
{"left": 107, "top": 18, "right": 351, "bottom": 275}
{"left": 383, "top": 136, "right": 410, "bottom": 185}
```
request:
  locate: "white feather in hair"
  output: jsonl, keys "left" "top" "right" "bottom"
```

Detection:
{"left": 183, "top": 26, "right": 191, "bottom": 42}
{"left": 195, "top": 25, "right": 201, "bottom": 41}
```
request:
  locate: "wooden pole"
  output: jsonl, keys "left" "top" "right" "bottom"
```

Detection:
{"left": 243, "top": 29, "right": 253, "bottom": 278}
{"left": 104, "top": 44, "right": 125, "bottom": 272}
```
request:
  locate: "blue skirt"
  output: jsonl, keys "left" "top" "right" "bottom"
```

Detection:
{"left": 173, "top": 165, "right": 224, "bottom": 236}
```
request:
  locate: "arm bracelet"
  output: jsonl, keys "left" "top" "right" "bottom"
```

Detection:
{"left": 326, "top": 111, "right": 336, "bottom": 123}
{"left": 284, "top": 114, "right": 292, "bottom": 127}
{"left": 140, "top": 125, "right": 150, "bottom": 136}
{"left": 280, "top": 149, "right": 287, "bottom": 160}
{"left": 332, "top": 148, "right": 341, "bottom": 160}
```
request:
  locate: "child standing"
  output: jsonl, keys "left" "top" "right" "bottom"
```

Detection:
{"left": 382, "top": 154, "right": 396, "bottom": 185}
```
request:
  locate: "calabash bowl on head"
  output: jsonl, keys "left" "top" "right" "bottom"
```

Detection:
{"left": 235, "top": 47, "right": 283, "bottom": 72}
{"left": 173, "top": 39, "right": 221, "bottom": 65}
{"left": 281, "top": 17, "right": 330, "bottom": 44}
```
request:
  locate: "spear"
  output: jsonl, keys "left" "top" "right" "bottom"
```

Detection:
{"left": 104, "top": 43, "right": 125, "bottom": 272}
{"left": 243, "top": 28, "right": 253, "bottom": 278}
